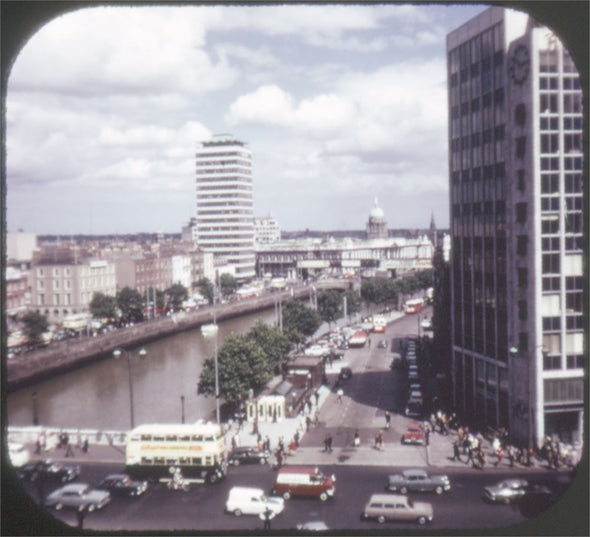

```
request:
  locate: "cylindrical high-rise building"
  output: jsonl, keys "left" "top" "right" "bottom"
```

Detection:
{"left": 195, "top": 134, "right": 255, "bottom": 280}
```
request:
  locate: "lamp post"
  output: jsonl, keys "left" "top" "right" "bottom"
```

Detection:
{"left": 113, "top": 347, "right": 147, "bottom": 429}
{"left": 180, "top": 395, "right": 185, "bottom": 424}
{"left": 32, "top": 391, "right": 39, "bottom": 426}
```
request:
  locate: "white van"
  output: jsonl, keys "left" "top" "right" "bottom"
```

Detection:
{"left": 225, "top": 486, "right": 284, "bottom": 517}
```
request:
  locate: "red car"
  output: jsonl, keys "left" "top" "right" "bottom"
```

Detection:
{"left": 401, "top": 424, "right": 425, "bottom": 445}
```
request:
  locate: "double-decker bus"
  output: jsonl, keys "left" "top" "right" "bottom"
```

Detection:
{"left": 403, "top": 298, "right": 425, "bottom": 314}
{"left": 125, "top": 422, "right": 227, "bottom": 484}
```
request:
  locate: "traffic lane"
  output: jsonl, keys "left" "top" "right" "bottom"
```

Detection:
{"left": 25, "top": 463, "right": 568, "bottom": 532}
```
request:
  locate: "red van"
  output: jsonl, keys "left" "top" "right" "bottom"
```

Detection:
{"left": 273, "top": 466, "right": 336, "bottom": 501}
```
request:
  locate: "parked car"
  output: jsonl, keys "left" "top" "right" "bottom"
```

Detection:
{"left": 405, "top": 400, "right": 423, "bottom": 418}
{"left": 386, "top": 469, "right": 451, "bottom": 495}
{"left": 338, "top": 367, "right": 353, "bottom": 381}
{"left": 295, "top": 521, "right": 330, "bottom": 531}
{"left": 360, "top": 493, "right": 433, "bottom": 525}
{"left": 377, "top": 339, "right": 388, "bottom": 349}
{"left": 228, "top": 446, "right": 270, "bottom": 466}
{"left": 482, "top": 479, "right": 551, "bottom": 505}
{"left": 8, "top": 442, "right": 30, "bottom": 468}
{"left": 225, "top": 486, "right": 284, "bottom": 517}
{"left": 390, "top": 353, "right": 403, "bottom": 369}
{"left": 401, "top": 424, "right": 425, "bottom": 445}
{"left": 96, "top": 474, "right": 148, "bottom": 497}
{"left": 421, "top": 317, "right": 432, "bottom": 330}
{"left": 18, "top": 459, "right": 80, "bottom": 483}
{"left": 45, "top": 483, "right": 111, "bottom": 511}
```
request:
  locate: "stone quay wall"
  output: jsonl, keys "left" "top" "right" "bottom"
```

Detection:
{"left": 6, "top": 282, "right": 349, "bottom": 392}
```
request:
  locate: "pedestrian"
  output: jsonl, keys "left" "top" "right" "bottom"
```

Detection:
{"left": 337, "top": 388, "right": 343, "bottom": 403}
{"left": 65, "top": 438, "right": 75, "bottom": 458}
{"left": 306, "top": 416, "right": 311, "bottom": 432}
{"left": 264, "top": 436, "right": 271, "bottom": 452}
{"left": 424, "top": 427, "right": 430, "bottom": 446}
{"left": 294, "top": 431, "right": 300, "bottom": 447}
{"left": 494, "top": 447, "right": 503, "bottom": 468}
{"left": 82, "top": 435, "right": 89, "bottom": 454}
{"left": 314, "top": 391, "right": 320, "bottom": 406}
{"left": 324, "top": 435, "right": 330, "bottom": 453}
{"left": 368, "top": 337, "right": 371, "bottom": 348}
{"left": 313, "top": 409, "right": 320, "bottom": 427}
{"left": 507, "top": 445, "right": 514, "bottom": 468}
{"left": 353, "top": 430, "right": 360, "bottom": 447}
{"left": 35, "top": 438, "right": 41, "bottom": 455}
{"left": 327, "top": 434, "right": 333, "bottom": 453}
{"left": 452, "top": 439, "right": 462, "bottom": 462}
{"left": 260, "top": 507, "right": 274, "bottom": 530}
{"left": 384, "top": 411, "right": 391, "bottom": 430}
{"left": 276, "top": 449, "right": 284, "bottom": 468}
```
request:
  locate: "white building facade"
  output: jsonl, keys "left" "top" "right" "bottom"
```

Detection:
{"left": 195, "top": 134, "right": 256, "bottom": 280}
{"left": 254, "top": 214, "right": 281, "bottom": 244}
{"left": 447, "top": 7, "right": 584, "bottom": 447}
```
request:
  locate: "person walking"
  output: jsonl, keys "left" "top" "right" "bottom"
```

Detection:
{"left": 384, "top": 411, "right": 391, "bottom": 430}
{"left": 452, "top": 439, "right": 462, "bottom": 462}
{"left": 337, "top": 388, "right": 343, "bottom": 403}
{"left": 494, "top": 447, "right": 504, "bottom": 468}
{"left": 65, "top": 438, "right": 75, "bottom": 458}
{"left": 353, "top": 430, "right": 360, "bottom": 447}
{"left": 424, "top": 427, "right": 430, "bottom": 446}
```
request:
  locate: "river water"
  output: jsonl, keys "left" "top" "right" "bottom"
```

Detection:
{"left": 6, "top": 308, "right": 277, "bottom": 430}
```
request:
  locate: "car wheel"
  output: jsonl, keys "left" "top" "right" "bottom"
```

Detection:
{"left": 87, "top": 504, "right": 96, "bottom": 513}
{"left": 377, "top": 515, "right": 386, "bottom": 524}
{"left": 435, "top": 486, "right": 443, "bottom": 495}
{"left": 209, "top": 473, "right": 219, "bottom": 484}
{"left": 400, "top": 486, "right": 408, "bottom": 494}
{"left": 259, "top": 457, "right": 267, "bottom": 465}
{"left": 232, "top": 459, "right": 240, "bottom": 467}
{"left": 61, "top": 475, "right": 69, "bottom": 483}
{"left": 319, "top": 492, "right": 328, "bottom": 501}
{"left": 282, "top": 491, "right": 291, "bottom": 500}
{"left": 503, "top": 498, "right": 511, "bottom": 505}
{"left": 360, "top": 513, "right": 367, "bottom": 521}
{"left": 233, "top": 509, "right": 242, "bottom": 517}
{"left": 54, "top": 503, "right": 63, "bottom": 511}
{"left": 417, "top": 516, "right": 427, "bottom": 525}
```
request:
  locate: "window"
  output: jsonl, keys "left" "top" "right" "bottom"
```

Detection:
{"left": 516, "top": 235, "right": 528, "bottom": 255}
{"left": 515, "top": 136, "right": 526, "bottom": 158}
{"left": 544, "top": 378, "right": 583, "bottom": 403}
{"left": 542, "top": 254, "right": 560, "bottom": 274}
{"left": 517, "top": 267, "right": 528, "bottom": 288}
{"left": 518, "top": 300, "right": 527, "bottom": 320}
{"left": 516, "top": 202, "right": 527, "bottom": 223}
{"left": 517, "top": 169, "right": 525, "bottom": 192}
{"left": 543, "top": 354, "right": 561, "bottom": 370}
{"left": 566, "top": 355, "right": 584, "bottom": 369}
{"left": 541, "top": 174, "right": 559, "bottom": 194}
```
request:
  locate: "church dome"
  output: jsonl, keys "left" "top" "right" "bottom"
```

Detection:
{"left": 369, "top": 198, "right": 385, "bottom": 220}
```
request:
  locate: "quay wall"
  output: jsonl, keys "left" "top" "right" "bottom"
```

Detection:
{"left": 5, "top": 282, "right": 349, "bottom": 392}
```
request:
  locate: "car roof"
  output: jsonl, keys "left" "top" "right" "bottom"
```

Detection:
{"left": 58, "top": 483, "right": 89, "bottom": 492}
{"left": 229, "top": 486, "right": 264, "bottom": 495}
{"left": 369, "top": 494, "right": 406, "bottom": 502}
{"left": 103, "top": 474, "right": 128, "bottom": 480}
{"left": 277, "top": 465, "right": 322, "bottom": 474}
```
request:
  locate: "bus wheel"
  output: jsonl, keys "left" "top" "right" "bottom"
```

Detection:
{"left": 209, "top": 473, "right": 219, "bottom": 484}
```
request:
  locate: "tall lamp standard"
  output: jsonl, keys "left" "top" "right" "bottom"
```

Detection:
{"left": 113, "top": 347, "right": 147, "bottom": 429}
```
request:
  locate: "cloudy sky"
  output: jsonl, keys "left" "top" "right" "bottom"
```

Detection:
{"left": 6, "top": 3, "right": 492, "bottom": 235}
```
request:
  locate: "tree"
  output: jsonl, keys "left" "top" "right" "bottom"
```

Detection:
{"left": 198, "top": 333, "right": 270, "bottom": 406}
{"left": 247, "top": 321, "right": 292, "bottom": 374}
{"left": 89, "top": 292, "right": 118, "bottom": 320}
{"left": 343, "top": 289, "right": 362, "bottom": 321}
{"left": 219, "top": 273, "right": 239, "bottom": 300}
{"left": 317, "top": 289, "right": 343, "bottom": 327}
{"left": 196, "top": 278, "right": 214, "bottom": 305}
{"left": 116, "top": 287, "right": 144, "bottom": 323}
{"left": 21, "top": 311, "right": 49, "bottom": 347}
{"left": 282, "top": 300, "right": 321, "bottom": 345}
{"left": 166, "top": 283, "right": 188, "bottom": 312}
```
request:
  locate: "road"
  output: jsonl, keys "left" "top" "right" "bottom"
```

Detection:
{"left": 16, "top": 462, "right": 573, "bottom": 532}
{"left": 6, "top": 307, "right": 582, "bottom": 534}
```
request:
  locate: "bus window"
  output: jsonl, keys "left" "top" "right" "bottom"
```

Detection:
{"left": 191, "top": 457, "right": 202, "bottom": 465}
{"left": 154, "top": 457, "right": 165, "bottom": 464}
{"left": 179, "top": 457, "right": 189, "bottom": 464}
{"left": 166, "top": 435, "right": 177, "bottom": 441}
{"left": 192, "top": 435, "right": 203, "bottom": 441}
{"left": 179, "top": 435, "right": 190, "bottom": 441}
{"left": 141, "top": 457, "right": 153, "bottom": 464}
{"left": 153, "top": 435, "right": 165, "bottom": 441}
{"left": 140, "top": 434, "right": 152, "bottom": 441}
{"left": 166, "top": 458, "right": 177, "bottom": 465}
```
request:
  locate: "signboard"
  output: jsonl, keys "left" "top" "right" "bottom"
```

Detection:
{"left": 341, "top": 259, "right": 361, "bottom": 268}
{"left": 297, "top": 260, "right": 330, "bottom": 269}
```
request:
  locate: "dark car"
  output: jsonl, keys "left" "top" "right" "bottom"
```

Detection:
{"left": 377, "top": 339, "right": 388, "bottom": 349}
{"left": 338, "top": 367, "right": 353, "bottom": 381}
{"left": 228, "top": 446, "right": 270, "bottom": 466}
{"left": 18, "top": 459, "right": 80, "bottom": 483}
{"left": 96, "top": 474, "right": 148, "bottom": 497}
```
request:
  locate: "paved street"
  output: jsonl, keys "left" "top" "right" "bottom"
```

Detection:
{"left": 6, "top": 310, "right": 582, "bottom": 534}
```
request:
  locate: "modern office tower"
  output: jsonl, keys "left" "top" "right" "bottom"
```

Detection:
{"left": 195, "top": 134, "right": 255, "bottom": 280}
{"left": 254, "top": 214, "right": 281, "bottom": 244}
{"left": 447, "top": 7, "right": 584, "bottom": 448}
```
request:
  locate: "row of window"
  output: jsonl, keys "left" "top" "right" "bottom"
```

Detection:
{"left": 140, "top": 456, "right": 214, "bottom": 466}
{"left": 543, "top": 315, "right": 585, "bottom": 332}
{"left": 539, "top": 75, "right": 581, "bottom": 90}
{"left": 541, "top": 173, "right": 583, "bottom": 194}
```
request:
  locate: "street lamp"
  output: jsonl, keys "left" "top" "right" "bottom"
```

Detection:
{"left": 113, "top": 347, "right": 147, "bottom": 429}
{"left": 32, "top": 391, "right": 39, "bottom": 426}
{"left": 180, "top": 395, "right": 185, "bottom": 424}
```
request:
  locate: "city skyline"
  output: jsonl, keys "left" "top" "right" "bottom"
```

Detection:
{"left": 4, "top": 3, "right": 582, "bottom": 235}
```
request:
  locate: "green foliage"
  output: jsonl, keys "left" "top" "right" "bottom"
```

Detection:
{"left": 247, "top": 321, "right": 292, "bottom": 374}
{"left": 89, "top": 292, "right": 118, "bottom": 320}
{"left": 219, "top": 273, "right": 239, "bottom": 299}
{"left": 343, "top": 289, "right": 362, "bottom": 318}
{"left": 317, "top": 289, "right": 344, "bottom": 325}
{"left": 198, "top": 333, "right": 271, "bottom": 405}
{"left": 282, "top": 300, "right": 322, "bottom": 344}
{"left": 196, "top": 278, "right": 214, "bottom": 304}
{"left": 20, "top": 310, "right": 49, "bottom": 346}
{"left": 166, "top": 283, "right": 188, "bottom": 311}
{"left": 116, "top": 286, "right": 144, "bottom": 323}
{"left": 361, "top": 270, "right": 433, "bottom": 306}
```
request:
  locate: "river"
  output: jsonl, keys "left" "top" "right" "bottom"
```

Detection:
{"left": 6, "top": 308, "right": 278, "bottom": 430}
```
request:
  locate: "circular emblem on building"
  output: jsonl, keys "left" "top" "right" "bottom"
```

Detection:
{"left": 509, "top": 44, "right": 530, "bottom": 86}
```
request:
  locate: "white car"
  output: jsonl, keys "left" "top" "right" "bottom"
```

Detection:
{"left": 8, "top": 442, "right": 30, "bottom": 468}
{"left": 225, "top": 486, "right": 284, "bottom": 517}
